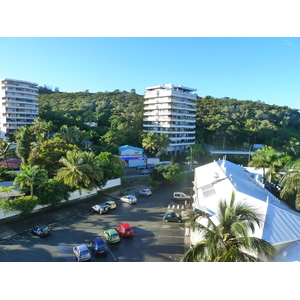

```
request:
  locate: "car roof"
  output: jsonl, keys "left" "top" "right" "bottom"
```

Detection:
{"left": 118, "top": 223, "right": 130, "bottom": 228}
{"left": 105, "top": 200, "right": 115, "bottom": 203}
{"left": 75, "top": 244, "right": 89, "bottom": 251}
{"left": 106, "top": 228, "right": 117, "bottom": 234}
{"left": 92, "top": 237, "right": 105, "bottom": 244}
{"left": 126, "top": 195, "right": 135, "bottom": 198}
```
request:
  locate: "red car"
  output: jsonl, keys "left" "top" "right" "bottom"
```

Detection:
{"left": 117, "top": 223, "right": 134, "bottom": 237}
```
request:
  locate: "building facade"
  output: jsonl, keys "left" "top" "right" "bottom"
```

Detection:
{"left": 0, "top": 78, "right": 39, "bottom": 139}
{"left": 143, "top": 84, "right": 197, "bottom": 155}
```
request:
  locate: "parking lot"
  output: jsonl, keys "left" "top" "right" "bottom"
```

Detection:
{"left": 0, "top": 184, "right": 191, "bottom": 262}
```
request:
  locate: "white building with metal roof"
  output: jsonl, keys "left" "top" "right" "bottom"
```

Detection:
{"left": 192, "top": 159, "right": 300, "bottom": 261}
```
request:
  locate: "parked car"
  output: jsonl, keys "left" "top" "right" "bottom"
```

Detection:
{"left": 117, "top": 223, "right": 134, "bottom": 237}
{"left": 160, "top": 162, "right": 170, "bottom": 166}
{"left": 146, "top": 164, "right": 156, "bottom": 169}
{"left": 136, "top": 165, "right": 146, "bottom": 170}
{"left": 91, "top": 203, "right": 109, "bottom": 214}
{"left": 104, "top": 200, "right": 117, "bottom": 210}
{"left": 32, "top": 225, "right": 51, "bottom": 237}
{"left": 120, "top": 195, "right": 137, "bottom": 204}
{"left": 163, "top": 212, "right": 183, "bottom": 222}
{"left": 173, "top": 192, "right": 191, "bottom": 200}
{"left": 91, "top": 237, "right": 108, "bottom": 255}
{"left": 141, "top": 169, "right": 151, "bottom": 175}
{"left": 138, "top": 188, "right": 152, "bottom": 196}
{"left": 103, "top": 229, "right": 120, "bottom": 244}
{"left": 72, "top": 244, "right": 91, "bottom": 262}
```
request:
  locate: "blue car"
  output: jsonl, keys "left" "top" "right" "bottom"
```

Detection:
{"left": 91, "top": 237, "right": 108, "bottom": 255}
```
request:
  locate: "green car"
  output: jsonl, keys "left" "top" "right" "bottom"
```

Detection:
{"left": 163, "top": 212, "right": 183, "bottom": 222}
{"left": 103, "top": 228, "right": 120, "bottom": 244}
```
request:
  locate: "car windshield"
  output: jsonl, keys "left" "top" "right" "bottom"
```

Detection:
{"left": 112, "top": 234, "right": 119, "bottom": 239}
{"left": 41, "top": 227, "right": 49, "bottom": 232}
{"left": 125, "top": 228, "right": 132, "bottom": 232}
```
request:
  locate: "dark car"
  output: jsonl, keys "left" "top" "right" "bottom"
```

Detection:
{"left": 91, "top": 237, "right": 108, "bottom": 255}
{"left": 141, "top": 169, "right": 151, "bottom": 175}
{"left": 136, "top": 165, "right": 146, "bottom": 170}
{"left": 163, "top": 212, "right": 183, "bottom": 222}
{"left": 146, "top": 164, "right": 156, "bottom": 169}
{"left": 91, "top": 203, "right": 109, "bottom": 214}
{"left": 32, "top": 225, "right": 51, "bottom": 237}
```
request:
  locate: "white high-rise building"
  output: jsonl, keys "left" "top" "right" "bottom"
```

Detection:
{"left": 143, "top": 84, "right": 197, "bottom": 155}
{"left": 0, "top": 78, "right": 39, "bottom": 139}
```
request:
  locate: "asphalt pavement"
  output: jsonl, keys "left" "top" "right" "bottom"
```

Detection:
{"left": 0, "top": 185, "right": 192, "bottom": 255}
{"left": 0, "top": 191, "right": 119, "bottom": 241}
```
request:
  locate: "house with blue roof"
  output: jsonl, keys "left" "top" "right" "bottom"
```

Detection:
{"left": 192, "top": 159, "right": 300, "bottom": 261}
{"left": 118, "top": 145, "right": 147, "bottom": 167}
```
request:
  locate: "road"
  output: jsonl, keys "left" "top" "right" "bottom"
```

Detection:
{"left": 0, "top": 183, "right": 192, "bottom": 262}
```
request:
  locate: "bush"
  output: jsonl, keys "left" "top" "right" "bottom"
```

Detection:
{"left": 0, "top": 195, "right": 38, "bottom": 216}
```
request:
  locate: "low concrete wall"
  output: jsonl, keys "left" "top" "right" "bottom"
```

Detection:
{"left": 0, "top": 178, "right": 121, "bottom": 220}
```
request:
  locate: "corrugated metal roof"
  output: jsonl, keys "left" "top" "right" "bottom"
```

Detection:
{"left": 194, "top": 160, "right": 300, "bottom": 247}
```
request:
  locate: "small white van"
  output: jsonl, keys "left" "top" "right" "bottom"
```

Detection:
{"left": 173, "top": 192, "right": 191, "bottom": 200}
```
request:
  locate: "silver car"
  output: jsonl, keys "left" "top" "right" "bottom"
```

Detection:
{"left": 138, "top": 189, "right": 152, "bottom": 196}
{"left": 120, "top": 195, "right": 137, "bottom": 204}
{"left": 73, "top": 244, "right": 91, "bottom": 262}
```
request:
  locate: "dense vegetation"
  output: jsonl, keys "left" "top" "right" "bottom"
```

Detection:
{"left": 2, "top": 87, "right": 300, "bottom": 214}
{"left": 38, "top": 89, "right": 300, "bottom": 158}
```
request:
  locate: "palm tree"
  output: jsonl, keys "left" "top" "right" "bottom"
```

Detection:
{"left": 57, "top": 150, "right": 103, "bottom": 191}
{"left": 142, "top": 132, "right": 158, "bottom": 153}
{"left": 14, "top": 165, "right": 48, "bottom": 196}
{"left": 181, "top": 193, "right": 277, "bottom": 262}
{"left": 0, "top": 139, "right": 14, "bottom": 167}
{"left": 249, "top": 145, "right": 288, "bottom": 183}
{"left": 280, "top": 159, "right": 300, "bottom": 210}
{"left": 156, "top": 133, "right": 170, "bottom": 155}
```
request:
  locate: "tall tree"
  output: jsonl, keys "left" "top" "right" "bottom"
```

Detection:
{"left": 14, "top": 165, "right": 48, "bottom": 196}
{"left": 280, "top": 159, "right": 300, "bottom": 210}
{"left": 57, "top": 150, "right": 103, "bottom": 192}
{"left": 181, "top": 194, "right": 277, "bottom": 262}
{"left": 142, "top": 132, "right": 158, "bottom": 153}
{"left": 249, "top": 145, "right": 288, "bottom": 183}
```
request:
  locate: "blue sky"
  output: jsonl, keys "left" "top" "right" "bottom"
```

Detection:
{"left": 1, "top": 37, "right": 300, "bottom": 109}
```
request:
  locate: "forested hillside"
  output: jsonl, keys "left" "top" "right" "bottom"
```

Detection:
{"left": 38, "top": 88, "right": 300, "bottom": 156}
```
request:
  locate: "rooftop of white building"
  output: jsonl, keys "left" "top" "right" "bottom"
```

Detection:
{"left": 144, "top": 83, "right": 197, "bottom": 92}
{"left": 193, "top": 160, "right": 300, "bottom": 256}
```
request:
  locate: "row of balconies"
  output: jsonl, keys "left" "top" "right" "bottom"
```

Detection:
{"left": 143, "top": 123, "right": 195, "bottom": 129}
{"left": 2, "top": 81, "right": 38, "bottom": 90}
{"left": 4, "top": 93, "right": 38, "bottom": 100}
{"left": 3, "top": 87, "right": 38, "bottom": 95}
{"left": 144, "top": 104, "right": 196, "bottom": 111}
{"left": 3, "top": 108, "right": 39, "bottom": 114}
{"left": 144, "top": 117, "right": 196, "bottom": 123}
{"left": 144, "top": 112, "right": 196, "bottom": 118}
{"left": 144, "top": 89, "right": 197, "bottom": 100}
{"left": 3, "top": 113, "right": 38, "bottom": 119}
{"left": 3, "top": 102, "right": 38, "bottom": 109}
{"left": 144, "top": 97, "right": 195, "bottom": 107}
{"left": 143, "top": 128, "right": 195, "bottom": 135}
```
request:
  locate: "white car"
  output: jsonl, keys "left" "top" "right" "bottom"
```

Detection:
{"left": 139, "top": 189, "right": 152, "bottom": 196}
{"left": 120, "top": 195, "right": 137, "bottom": 204}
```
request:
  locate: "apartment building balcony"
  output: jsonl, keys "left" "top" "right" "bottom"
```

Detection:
{"left": 144, "top": 89, "right": 197, "bottom": 100}
{"left": 144, "top": 104, "right": 172, "bottom": 110}
{"left": 4, "top": 101, "right": 38, "bottom": 109}
{"left": 4, "top": 93, "right": 38, "bottom": 101}
{"left": 169, "top": 141, "right": 195, "bottom": 147}
{"left": 3, "top": 88, "right": 38, "bottom": 96}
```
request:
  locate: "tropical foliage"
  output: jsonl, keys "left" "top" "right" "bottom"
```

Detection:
{"left": 181, "top": 193, "right": 277, "bottom": 262}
